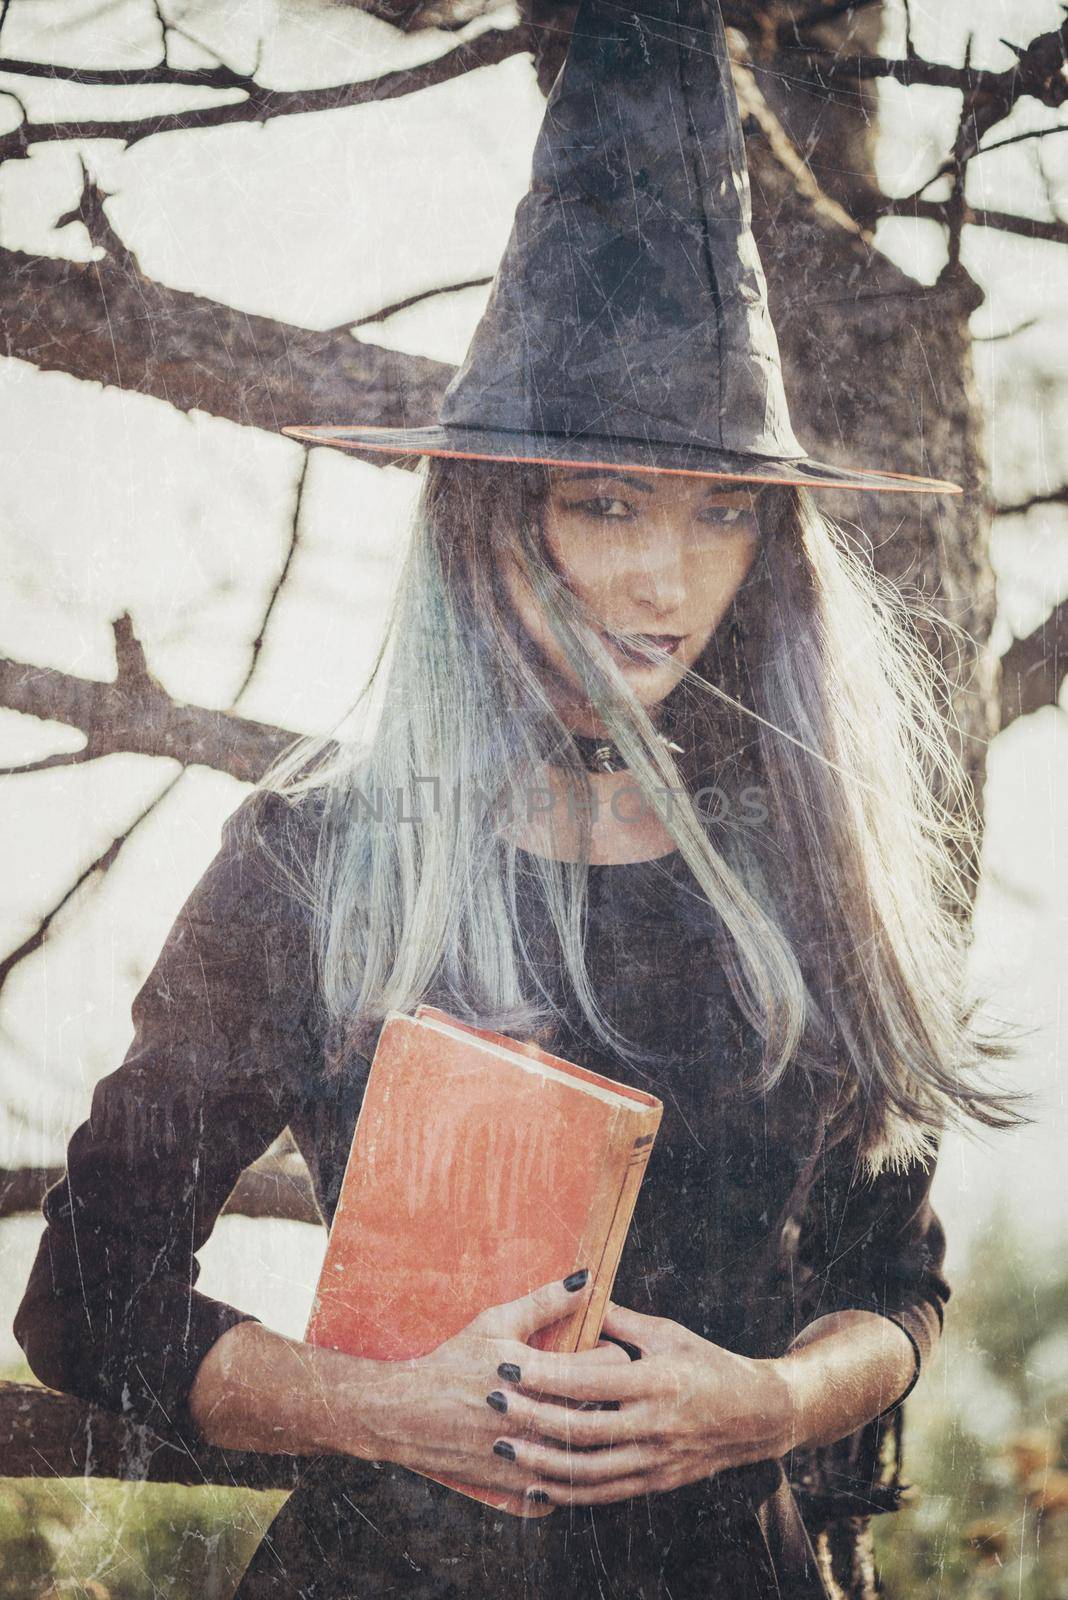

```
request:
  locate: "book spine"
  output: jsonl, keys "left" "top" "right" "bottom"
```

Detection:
{"left": 573, "top": 1127, "right": 656, "bottom": 1352}
{"left": 527, "top": 1110, "right": 658, "bottom": 1359}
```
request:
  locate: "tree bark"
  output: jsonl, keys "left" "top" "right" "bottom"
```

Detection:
{"left": 0, "top": 244, "right": 449, "bottom": 436}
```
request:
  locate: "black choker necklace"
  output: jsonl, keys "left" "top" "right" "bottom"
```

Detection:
{"left": 568, "top": 727, "right": 686, "bottom": 775}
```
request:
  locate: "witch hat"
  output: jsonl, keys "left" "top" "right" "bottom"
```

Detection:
{"left": 283, "top": 0, "right": 959, "bottom": 495}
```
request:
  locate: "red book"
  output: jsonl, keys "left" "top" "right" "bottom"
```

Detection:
{"left": 305, "top": 1004, "right": 663, "bottom": 1516}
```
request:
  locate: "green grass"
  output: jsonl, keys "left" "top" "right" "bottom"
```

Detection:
{"left": 0, "top": 1472, "right": 287, "bottom": 1600}
{"left": 0, "top": 1475, "right": 287, "bottom": 1600}
{"left": 0, "top": 1353, "right": 286, "bottom": 1600}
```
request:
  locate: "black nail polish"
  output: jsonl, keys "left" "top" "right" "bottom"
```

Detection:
{"left": 493, "top": 1439, "right": 517, "bottom": 1461}
{"left": 563, "top": 1268, "right": 590, "bottom": 1292}
{"left": 498, "top": 1362, "right": 522, "bottom": 1383}
{"left": 526, "top": 1488, "right": 552, "bottom": 1503}
{"left": 486, "top": 1390, "right": 508, "bottom": 1413}
{"left": 600, "top": 1333, "right": 643, "bottom": 1362}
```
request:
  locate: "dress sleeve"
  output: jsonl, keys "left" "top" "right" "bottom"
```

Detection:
{"left": 790, "top": 1129, "right": 952, "bottom": 1422}
{"left": 13, "top": 790, "right": 322, "bottom": 1452}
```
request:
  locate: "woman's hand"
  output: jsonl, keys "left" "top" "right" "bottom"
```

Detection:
{"left": 491, "top": 1300, "right": 795, "bottom": 1507}
{"left": 350, "top": 1270, "right": 634, "bottom": 1493}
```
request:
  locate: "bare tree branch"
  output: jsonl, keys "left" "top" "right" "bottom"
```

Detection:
{"left": 0, "top": 1154, "right": 320, "bottom": 1223}
{"left": 0, "top": 181, "right": 451, "bottom": 437}
{"left": 973, "top": 317, "right": 1039, "bottom": 342}
{"left": 902, "top": 0, "right": 918, "bottom": 63}
{"left": 996, "top": 487, "right": 1068, "bottom": 517}
{"left": 887, "top": 103, "right": 1068, "bottom": 208}
{"left": 868, "top": 196, "right": 1068, "bottom": 247}
{"left": 231, "top": 456, "right": 308, "bottom": 705}
{"left": 782, "top": 18, "right": 1068, "bottom": 126}
{"left": 0, "top": 1378, "right": 309, "bottom": 1486}
{"left": 0, "top": 617, "right": 296, "bottom": 783}
{"left": 751, "top": 17, "right": 1068, "bottom": 259}
{"left": 0, "top": 23, "right": 534, "bottom": 161}
{"left": 0, "top": 56, "right": 254, "bottom": 88}
{"left": 354, "top": 275, "right": 492, "bottom": 326}
{"left": 0, "top": 409, "right": 318, "bottom": 999}
{"left": 0, "top": 770, "right": 183, "bottom": 994}
{"left": 961, "top": 120, "right": 1068, "bottom": 165}
{"left": 1000, "top": 600, "right": 1068, "bottom": 728}
{"left": 943, "top": 34, "right": 976, "bottom": 273}
{"left": 0, "top": 750, "right": 88, "bottom": 778}
{"left": 0, "top": 527, "right": 313, "bottom": 995}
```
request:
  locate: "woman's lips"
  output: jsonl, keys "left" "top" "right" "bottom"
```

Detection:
{"left": 601, "top": 630, "right": 684, "bottom": 663}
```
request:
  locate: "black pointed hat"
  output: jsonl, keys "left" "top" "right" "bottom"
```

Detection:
{"left": 284, "top": 0, "right": 959, "bottom": 495}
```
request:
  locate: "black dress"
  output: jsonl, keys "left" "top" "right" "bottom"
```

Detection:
{"left": 14, "top": 792, "right": 950, "bottom": 1600}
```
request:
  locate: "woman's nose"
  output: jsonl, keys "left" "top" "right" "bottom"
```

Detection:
{"left": 628, "top": 538, "right": 688, "bottom": 615}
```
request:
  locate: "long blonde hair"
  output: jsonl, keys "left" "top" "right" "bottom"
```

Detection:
{"left": 261, "top": 454, "right": 1029, "bottom": 1178}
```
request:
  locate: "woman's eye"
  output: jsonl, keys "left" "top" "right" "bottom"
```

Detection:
{"left": 570, "top": 497, "right": 633, "bottom": 519}
{"left": 699, "top": 504, "right": 748, "bottom": 526}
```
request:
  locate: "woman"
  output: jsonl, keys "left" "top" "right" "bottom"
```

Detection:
{"left": 15, "top": 0, "right": 1028, "bottom": 1594}
{"left": 13, "top": 455, "right": 1025, "bottom": 1600}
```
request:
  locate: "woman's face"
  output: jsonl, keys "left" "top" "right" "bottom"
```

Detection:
{"left": 502, "top": 467, "right": 762, "bottom": 734}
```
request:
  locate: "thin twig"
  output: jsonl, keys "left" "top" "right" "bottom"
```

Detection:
{"left": 972, "top": 317, "right": 1039, "bottom": 342}
{"left": 0, "top": 57, "right": 254, "bottom": 88}
{"left": 972, "top": 122, "right": 1068, "bottom": 162}
{"left": 892, "top": 117, "right": 1068, "bottom": 206}
{"left": 230, "top": 455, "right": 308, "bottom": 705}
{"left": 902, "top": 0, "right": 917, "bottom": 62}
{"left": 355, "top": 275, "right": 492, "bottom": 327}
{"left": 0, "top": 751, "right": 88, "bottom": 778}
{"left": 0, "top": 24, "right": 534, "bottom": 161}
{"left": 996, "top": 487, "right": 1068, "bottom": 518}
{"left": 0, "top": 774, "right": 183, "bottom": 993}
{"left": 867, "top": 196, "right": 1068, "bottom": 247}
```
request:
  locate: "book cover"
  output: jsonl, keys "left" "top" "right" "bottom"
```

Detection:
{"left": 305, "top": 1006, "right": 662, "bottom": 1516}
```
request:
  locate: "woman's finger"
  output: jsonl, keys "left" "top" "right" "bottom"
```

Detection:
{"left": 524, "top": 1397, "right": 655, "bottom": 1449}
{"left": 495, "top": 1339, "right": 628, "bottom": 1375}
{"left": 485, "top": 1383, "right": 647, "bottom": 1447}
{"left": 503, "top": 1436, "right": 655, "bottom": 1485}
{"left": 598, "top": 1303, "right": 655, "bottom": 1349}
{"left": 513, "top": 1350, "right": 651, "bottom": 1404}
{"left": 487, "top": 1337, "right": 627, "bottom": 1404}
{"left": 594, "top": 1337, "right": 636, "bottom": 1363}
{"left": 481, "top": 1271, "right": 595, "bottom": 1342}
{"left": 524, "top": 1472, "right": 662, "bottom": 1507}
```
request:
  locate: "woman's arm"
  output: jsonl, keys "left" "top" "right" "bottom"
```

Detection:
{"left": 187, "top": 1321, "right": 390, "bottom": 1458}
{"left": 769, "top": 1307, "right": 919, "bottom": 1453}
{"left": 13, "top": 792, "right": 320, "bottom": 1452}
{"left": 787, "top": 1129, "right": 951, "bottom": 1427}
{"left": 763, "top": 1136, "right": 952, "bottom": 1450}
{"left": 189, "top": 1273, "right": 639, "bottom": 1490}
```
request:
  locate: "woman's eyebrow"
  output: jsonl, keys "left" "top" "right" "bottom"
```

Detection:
{"left": 556, "top": 471, "right": 655, "bottom": 493}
